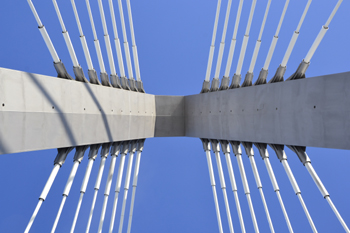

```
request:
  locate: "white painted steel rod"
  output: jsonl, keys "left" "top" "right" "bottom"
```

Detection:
{"left": 97, "top": 0, "right": 117, "bottom": 76}
{"left": 97, "top": 143, "right": 121, "bottom": 233}
{"left": 264, "top": 158, "right": 293, "bottom": 233}
{"left": 108, "top": 0, "right": 126, "bottom": 78}
{"left": 248, "top": 155, "right": 274, "bottom": 233}
{"left": 248, "top": 0, "right": 271, "bottom": 73}
{"left": 224, "top": 0, "right": 244, "bottom": 78}
{"left": 126, "top": 0, "right": 142, "bottom": 81}
{"left": 70, "top": 159, "right": 94, "bottom": 233}
{"left": 304, "top": 0, "right": 343, "bottom": 63}
{"left": 51, "top": 161, "right": 80, "bottom": 233}
{"left": 235, "top": 0, "right": 257, "bottom": 76}
{"left": 302, "top": 158, "right": 350, "bottom": 232}
{"left": 27, "top": 0, "right": 60, "bottom": 63}
{"left": 205, "top": 0, "right": 222, "bottom": 82}
{"left": 52, "top": 0, "right": 79, "bottom": 67}
{"left": 263, "top": 0, "right": 290, "bottom": 70}
{"left": 86, "top": 145, "right": 110, "bottom": 233}
{"left": 212, "top": 149, "right": 235, "bottom": 233}
{"left": 281, "top": 0, "right": 312, "bottom": 67}
{"left": 86, "top": 0, "right": 106, "bottom": 73}
{"left": 25, "top": 147, "right": 72, "bottom": 233}
{"left": 213, "top": 0, "right": 232, "bottom": 80}
{"left": 117, "top": 0, "right": 135, "bottom": 81}
{"left": 223, "top": 150, "right": 246, "bottom": 233}
{"left": 127, "top": 140, "right": 145, "bottom": 233}
{"left": 109, "top": 142, "right": 129, "bottom": 233}
{"left": 281, "top": 160, "right": 317, "bottom": 233}
{"left": 24, "top": 164, "right": 60, "bottom": 233}
{"left": 118, "top": 142, "right": 137, "bottom": 233}
{"left": 236, "top": 154, "right": 259, "bottom": 233}
{"left": 71, "top": 0, "right": 94, "bottom": 70}
{"left": 205, "top": 149, "right": 224, "bottom": 233}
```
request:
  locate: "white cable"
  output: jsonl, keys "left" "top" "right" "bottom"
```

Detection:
{"left": 127, "top": 150, "right": 142, "bottom": 233}
{"left": 117, "top": 0, "right": 135, "bottom": 80}
{"left": 71, "top": 0, "right": 94, "bottom": 70}
{"left": 52, "top": 0, "right": 79, "bottom": 67}
{"left": 224, "top": 0, "right": 244, "bottom": 78}
{"left": 118, "top": 151, "right": 136, "bottom": 233}
{"left": 109, "top": 153, "right": 127, "bottom": 233}
{"left": 27, "top": 0, "right": 60, "bottom": 63}
{"left": 235, "top": 0, "right": 257, "bottom": 75}
{"left": 248, "top": 156, "right": 274, "bottom": 233}
{"left": 86, "top": 156, "right": 108, "bottom": 233}
{"left": 281, "top": 0, "right": 312, "bottom": 67}
{"left": 236, "top": 154, "right": 259, "bottom": 233}
{"left": 126, "top": 0, "right": 142, "bottom": 81}
{"left": 97, "top": 0, "right": 117, "bottom": 75}
{"left": 205, "top": 150, "right": 224, "bottom": 233}
{"left": 213, "top": 0, "right": 232, "bottom": 79}
{"left": 248, "top": 0, "right": 271, "bottom": 73}
{"left": 224, "top": 152, "right": 246, "bottom": 233}
{"left": 108, "top": 0, "right": 126, "bottom": 78}
{"left": 214, "top": 151, "right": 235, "bottom": 233}
{"left": 85, "top": 0, "right": 106, "bottom": 73}
{"left": 205, "top": 0, "right": 222, "bottom": 82}
{"left": 24, "top": 164, "right": 61, "bottom": 233}
{"left": 263, "top": 0, "right": 290, "bottom": 70}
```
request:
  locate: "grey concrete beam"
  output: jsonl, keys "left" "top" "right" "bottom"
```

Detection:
{"left": 185, "top": 71, "right": 350, "bottom": 150}
{"left": 1, "top": 68, "right": 349, "bottom": 155}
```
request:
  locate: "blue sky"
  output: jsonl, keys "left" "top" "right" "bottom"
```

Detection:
{"left": 0, "top": 0, "right": 350, "bottom": 232}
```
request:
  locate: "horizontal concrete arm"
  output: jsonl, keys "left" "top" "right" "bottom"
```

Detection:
{"left": 185, "top": 71, "right": 350, "bottom": 150}
{"left": 1, "top": 68, "right": 349, "bottom": 155}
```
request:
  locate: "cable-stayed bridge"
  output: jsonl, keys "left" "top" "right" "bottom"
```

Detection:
{"left": 3, "top": 2, "right": 346, "bottom": 231}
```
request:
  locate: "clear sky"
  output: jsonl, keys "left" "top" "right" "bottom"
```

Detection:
{"left": 0, "top": 0, "right": 350, "bottom": 232}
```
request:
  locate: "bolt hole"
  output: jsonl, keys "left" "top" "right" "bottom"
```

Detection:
{"left": 2, "top": 103, "right": 4, "bottom": 107}
{"left": 230, "top": 110, "right": 232, "bottom": 112}
{"left": 52, "top": 106, "right": 55, "bottom": 109}
{"left": 314, "top": 106, "right": 316, "bottom": 109}
{"left": 276, "top": 108, "right": 278, "bottom": 110}
{"left": 84, "top": 108, "right": 86, "bottom": 111}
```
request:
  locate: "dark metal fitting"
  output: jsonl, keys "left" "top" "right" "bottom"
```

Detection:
{"left": 209, "top": 139, "right": 220, "bottom": 153}
{"left": 73, "top": 66, "right": 89, "bottom": 83}
{"left": 254, "top": 143, "right": 269, "bottom": 159}
{"left": 219, "top": 140, "right": 230, "bottom": 154}
{"left": 120, "top": 141, "right": 130, "bottom": 155}
{"left": 110, "top": 141, "right": 122, "bottom": 156}
{"left": 88, "top": 144, "right": 101, "bottom": 160}
{"left": 200, "top": 138, "right": 211, "bottom": 151}
{"left": 219, "top": 76, "right": 230, "bottom": 90}
{"left": 254, "top": 69, "right": 268, "bottom": 86}
{"left": 200, "top": 80, "right": 210, "bottom": 93}
{"left": 269, "top": 144, "right": 287, "bottom": 162}
{"left": 229, "top": 74, "right": 241, "bottom": 89}
{"left": 101, "top": 142, "right": 112, "bottom": 158}
{"left": 136, "top": 139, "right": 146, "bottom": 152}
{"left": 210, "top": 78, "right": 220, "bottom": 92}
{"left": 54, "top": 147, "right": 74, "bottom": 166}
{"left": 129, "top": 140, "right": 138, "bottom": 153}
{"left": 241, "top": 142, "right": 254, "bottom": 157}
{"left": 53, "top": 61, "right": 73, "bottom": 80}
{"left": 128, "top": 78, "right": 138, "bottom": 92}
{"left": 120, "top": 76, "right": 131, "bottom": 90}
{"left": 229, "top": 141, "right": 242, "bottom": 156}
{"left": 268, "top": 65, "right": 286, "bottom": 84}
{"left": 73, "top": 145, "right": 90, "bottom": 163}
{"left": 100, "top": 72, "right": 112, "bottom": 87}
{"left": 241, "top": 72, "right": 254, "bottom": 87}
{"left": 88, "top": 69, "right": 101, "bottom": 85}
{"left": 286, "top": 145, "right": 310, "bottom": 165}
{"left": 287, "top": 60, "right": 310, "bottom": 81}
{"left": 110, "top": 74, "right": 122, "bottom": 89}
{"left": 136, "top": 80, "right": 145, "bottom": 93}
